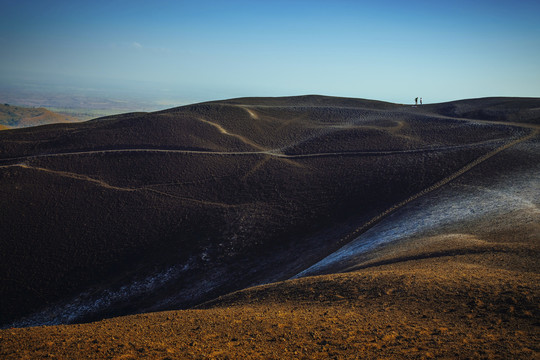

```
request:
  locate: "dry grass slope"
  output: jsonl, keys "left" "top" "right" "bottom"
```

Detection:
{"left": 0, "top": 104, "right": 79, "bottom": 129}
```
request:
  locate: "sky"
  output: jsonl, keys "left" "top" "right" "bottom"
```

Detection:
{"left": 1, "top": 0, "right": 540, "bottom": 105}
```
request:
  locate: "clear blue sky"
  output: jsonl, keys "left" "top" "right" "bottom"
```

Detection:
{"left": 1, "top": 0, "right": 539, "bottom": 104}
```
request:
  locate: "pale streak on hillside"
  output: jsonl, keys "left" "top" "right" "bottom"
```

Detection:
{"left": 195, "top": 116, "right": 306, "bottom": 169}
{"left": 239, "top": 106, "right": 259, "bottom": 120}
{"left": 196, "top": 117, "right": 266, "bottom": 151}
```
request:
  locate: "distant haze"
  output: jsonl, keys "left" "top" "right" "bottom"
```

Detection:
{"left": 1, "top": 0, "right": 539, "bottom": 108}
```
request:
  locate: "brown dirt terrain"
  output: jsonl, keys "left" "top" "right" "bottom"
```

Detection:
{"left": 0, "top": 95, "right": 538, "bottom": 358}
{"left": 1, "top": 243, "right": 537, "bottom": 359}
{"left": 0, "top": 104, "right": 79, "bottom": 129}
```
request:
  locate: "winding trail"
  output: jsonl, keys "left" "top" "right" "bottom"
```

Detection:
{"left": 0, "top": 137, "right": 513, "bottom": 165}
{"left": 1, "top": 163, "right": 245, "bottom": 208}
{"left": 12, "top": 164, "right": 136, "bottom": 191}
{"left": 239, "top": 106, "right": 259, "bottom": 120}
{"left": 195, "top": 117, "right": 267, "bottom": 151}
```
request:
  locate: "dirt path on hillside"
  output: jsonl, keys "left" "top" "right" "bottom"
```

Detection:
{"left": 195, "top": 117, "right": 267, "bottom": 151}
{"left": 0, "top": 136, "right": 518, "bottom": 165}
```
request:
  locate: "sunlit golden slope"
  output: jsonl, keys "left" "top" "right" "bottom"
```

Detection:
{"left": 0, "top": 104, "right": 79, "bottom": 129}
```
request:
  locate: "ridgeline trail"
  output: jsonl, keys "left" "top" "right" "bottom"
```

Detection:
{"left": 0, "top": 137, "right": 516, "bottom": 164}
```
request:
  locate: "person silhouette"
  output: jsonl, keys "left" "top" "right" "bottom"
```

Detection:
{"left": 420, "top": 97, "right": 423, "bottom": 105}
{"left": 415, "top": 97, "right": 418, "bottom": 105}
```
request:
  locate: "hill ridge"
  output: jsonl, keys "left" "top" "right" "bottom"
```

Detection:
{"left": 0, "top": 104, "right": 79, "bottom": 129}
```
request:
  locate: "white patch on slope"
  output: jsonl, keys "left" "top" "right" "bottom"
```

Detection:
{"left": 7, "top": 259, "right": 196, "bottom": 328}
{"left": 293, "top": 166, "right": 539, "bottom": 279}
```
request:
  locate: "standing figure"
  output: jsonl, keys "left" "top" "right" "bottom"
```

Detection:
{"left": 415, "top": 97, "right": 418, "bottom": 105}
{"left": 420, "top": 97, "right": 423, "bottom": 105}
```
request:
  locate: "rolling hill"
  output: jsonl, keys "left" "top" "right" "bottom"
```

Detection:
{"left": 0, "top": 104, "right": 80, "bottom": 129}
{"left": 0, "top": 95, "right": 538, "bottom": 358}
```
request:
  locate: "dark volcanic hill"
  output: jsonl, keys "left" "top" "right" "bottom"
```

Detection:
{"left": 0, "top": 95, "right": 538, "bottom": 330}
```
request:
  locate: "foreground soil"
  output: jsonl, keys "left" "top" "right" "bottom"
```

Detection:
{"left": 1, "top": 255, "right": 538, "bottom": 359}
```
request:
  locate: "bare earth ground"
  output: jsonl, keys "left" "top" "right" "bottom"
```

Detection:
{"left": 0, "top": 96, "right": 539, "bottom": 359}
{"left": 0, "top": 261, "right": 537, "bottom": 359}
{"left": 0, "top": 104, "right": 79, "bottom": 128}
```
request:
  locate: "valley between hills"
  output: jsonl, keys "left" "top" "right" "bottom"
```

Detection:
{"left": 0, "top": 95, "right": 538, "bottom": 359}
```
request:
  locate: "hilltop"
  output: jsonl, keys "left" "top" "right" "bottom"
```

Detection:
{"left": 0, "top": 104, "right": 79, "bottom": 129}
{"left": 0, "top": 95, "right": 538, "bottom": 358}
